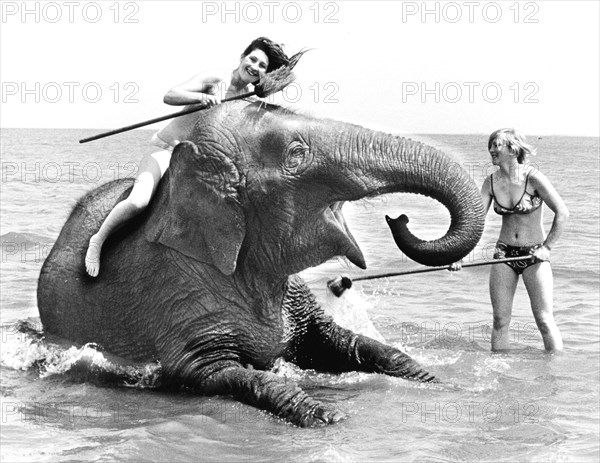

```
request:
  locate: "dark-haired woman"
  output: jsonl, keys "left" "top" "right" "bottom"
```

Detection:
{"left": 85, "top": 37, "right": 290, "bottom": 277}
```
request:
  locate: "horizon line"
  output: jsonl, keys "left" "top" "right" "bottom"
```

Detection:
{"left": 1, "top": 127, "right": 598, "bottom": 139}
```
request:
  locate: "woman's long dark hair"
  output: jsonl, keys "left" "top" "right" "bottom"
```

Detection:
{"left": 242, "top": 37, "right": 290, "bottom": 72}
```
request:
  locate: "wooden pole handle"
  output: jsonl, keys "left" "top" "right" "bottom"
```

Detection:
{"left": 353, "top": 256, "right": 534, "bottom": 282}
{"left": 78, "top": 91, "right": 256, "bottom": 144}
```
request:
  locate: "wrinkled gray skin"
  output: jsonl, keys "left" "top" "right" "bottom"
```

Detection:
{"left": 38, "top": 101, "right": 485, "bottom": 426}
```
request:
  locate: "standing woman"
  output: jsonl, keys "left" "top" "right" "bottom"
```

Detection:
{"left": 481, "top": 128, "right": 569, "bottom": 352}
{"left": 85, "top": 37, "right": 290, "bottom": 277}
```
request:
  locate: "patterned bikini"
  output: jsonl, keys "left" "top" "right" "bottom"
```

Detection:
{"left": 491, "top": 172, "right": 547, "bottom": 275}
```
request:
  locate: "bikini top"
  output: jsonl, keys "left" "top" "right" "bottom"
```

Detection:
{"left": 491, "top": 172, "right": 543, "bottom": 215}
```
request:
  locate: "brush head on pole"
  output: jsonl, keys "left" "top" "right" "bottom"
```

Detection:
{"left": 327, "top": 275, "right": 353, "bottom": 298}
{"left": 253, "top": 49, "right": 311, "bottom": 98}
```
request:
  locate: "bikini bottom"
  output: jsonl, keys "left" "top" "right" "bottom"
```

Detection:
{"left": 494, "top": 241, "right": 549, "bottom": 275}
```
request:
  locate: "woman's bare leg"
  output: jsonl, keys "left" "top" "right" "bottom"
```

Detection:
{"left": 85, "top": 150, "right": 171, "bottom": 277}
{"left": 522, "top": 262, "right": 563, "bottom": 352}
{"left": 489, "top": 263, "right": 519, "bottom": 351}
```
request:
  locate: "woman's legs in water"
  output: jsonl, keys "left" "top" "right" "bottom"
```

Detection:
{"left": 522, "top": 262, "right": 563, "bottom": 352}
{"left": 85, "top": 149, "right": 171, "bottom": 277}
{"left": 489, "top": 263, "right": 519, "bottom": 351}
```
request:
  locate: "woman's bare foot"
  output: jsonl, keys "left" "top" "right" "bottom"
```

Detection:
{"left": 85, "top": 234, "right": 103, "bottom": 277}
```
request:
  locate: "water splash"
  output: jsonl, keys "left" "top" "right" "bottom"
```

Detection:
{"left": 271, "top": 357, "right": 372, "bottom": 387}
{"left": 1, "top": 321, "right": 162, "bottom": 389}
{"left": 271, "top": 357, "right": 305, "bottom": 381}
{"left": 460, "top": 354, "right": 512, "bottom": 393}
{"left": 323, "top": 286, "right": 386, "bottom": 343}
{"left": 39, "top": 343, "right": 110, "bottom": 378}
{"left": 308, "top": 446, "right": 353, "bottom": 462}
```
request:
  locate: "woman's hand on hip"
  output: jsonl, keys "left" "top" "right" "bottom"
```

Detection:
{"left": 531, "top": 244, "right": 551, "bottom": 262}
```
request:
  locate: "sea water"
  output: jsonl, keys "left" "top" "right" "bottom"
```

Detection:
{"left": 1, "top": 129, "right": 598, "bottom": 462}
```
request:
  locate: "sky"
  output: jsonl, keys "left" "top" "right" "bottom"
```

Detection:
{"left": 1, "top": 0, "right": 599, "bottom": 136}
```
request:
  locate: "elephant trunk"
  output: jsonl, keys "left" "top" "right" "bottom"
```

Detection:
{"left": 336, "top": 127, "right": 485, "bottom": 266}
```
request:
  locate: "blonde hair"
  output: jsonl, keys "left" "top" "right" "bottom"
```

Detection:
{"left": 488, "top": 128, "right": 537, "bottom": 164}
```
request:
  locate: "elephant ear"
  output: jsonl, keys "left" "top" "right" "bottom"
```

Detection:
{"left": 146, "top": 141, "right": 245, "bottom": 275}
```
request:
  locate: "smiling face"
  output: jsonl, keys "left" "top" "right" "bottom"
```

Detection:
{"left": 488, "top": 134, "right": 515, "bottom": 165}
{"left": 237, "top": 49, "right": 269, "bottom": 85}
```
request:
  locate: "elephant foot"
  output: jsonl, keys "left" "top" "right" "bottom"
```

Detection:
{"left": 201, "top": 363, "right": 345, "bottom": 427}
{"left": 85, "top": 234, "right": 103, "bottom": 277}
{"left": 279, "top": 392, "right": 346, "bottom": 427}
{"left": 357, "top": 338, "right": 438, "bottom": 382}
{"left": 377, "top": 352, "right": 437, "bottom": 382}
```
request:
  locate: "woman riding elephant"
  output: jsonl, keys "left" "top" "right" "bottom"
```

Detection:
{"left": 85, "top": 36, "right": 290, "bottom": 277}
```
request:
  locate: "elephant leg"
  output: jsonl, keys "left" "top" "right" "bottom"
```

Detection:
{"left": 158, "top": 327, "right": 344, "bottom": 426}
{"left": 283, "top": 275, "right": 436, "bottom": 382}
{"left": 200, "top": 361, "right": 345, "bottom": 427}
{"left": 292, "top": 321, "right": 437, "bottom": 382}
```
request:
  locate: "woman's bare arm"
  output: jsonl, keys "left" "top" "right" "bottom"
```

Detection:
{"left": 530, "top": 171, "right": 569, "bottom": 251}
{"left": 163, "top": 72, "right": 223, "bottom": 106}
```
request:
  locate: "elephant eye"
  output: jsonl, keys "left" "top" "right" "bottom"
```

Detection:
{"left": 284, "top": 141, "right": 313, "bottom": 174}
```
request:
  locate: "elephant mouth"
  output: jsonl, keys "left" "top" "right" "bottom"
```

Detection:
{"left": 326, "top": 201, "right": 366, "bottom": 269}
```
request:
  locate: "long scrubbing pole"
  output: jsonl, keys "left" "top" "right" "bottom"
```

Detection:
{"left": 79, "top": 49, "right": 310, "bottom": 144}
{"left": 327, "top": 255, "right": 534, "bottom": 298}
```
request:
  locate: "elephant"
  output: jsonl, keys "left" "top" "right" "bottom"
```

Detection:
{"left": 37, "top": 100, "right": 485, "bottom": 427}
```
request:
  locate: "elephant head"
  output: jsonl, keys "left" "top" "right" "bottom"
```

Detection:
{"left": 147, "top": 101, "right": 484, "bottom": 279}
